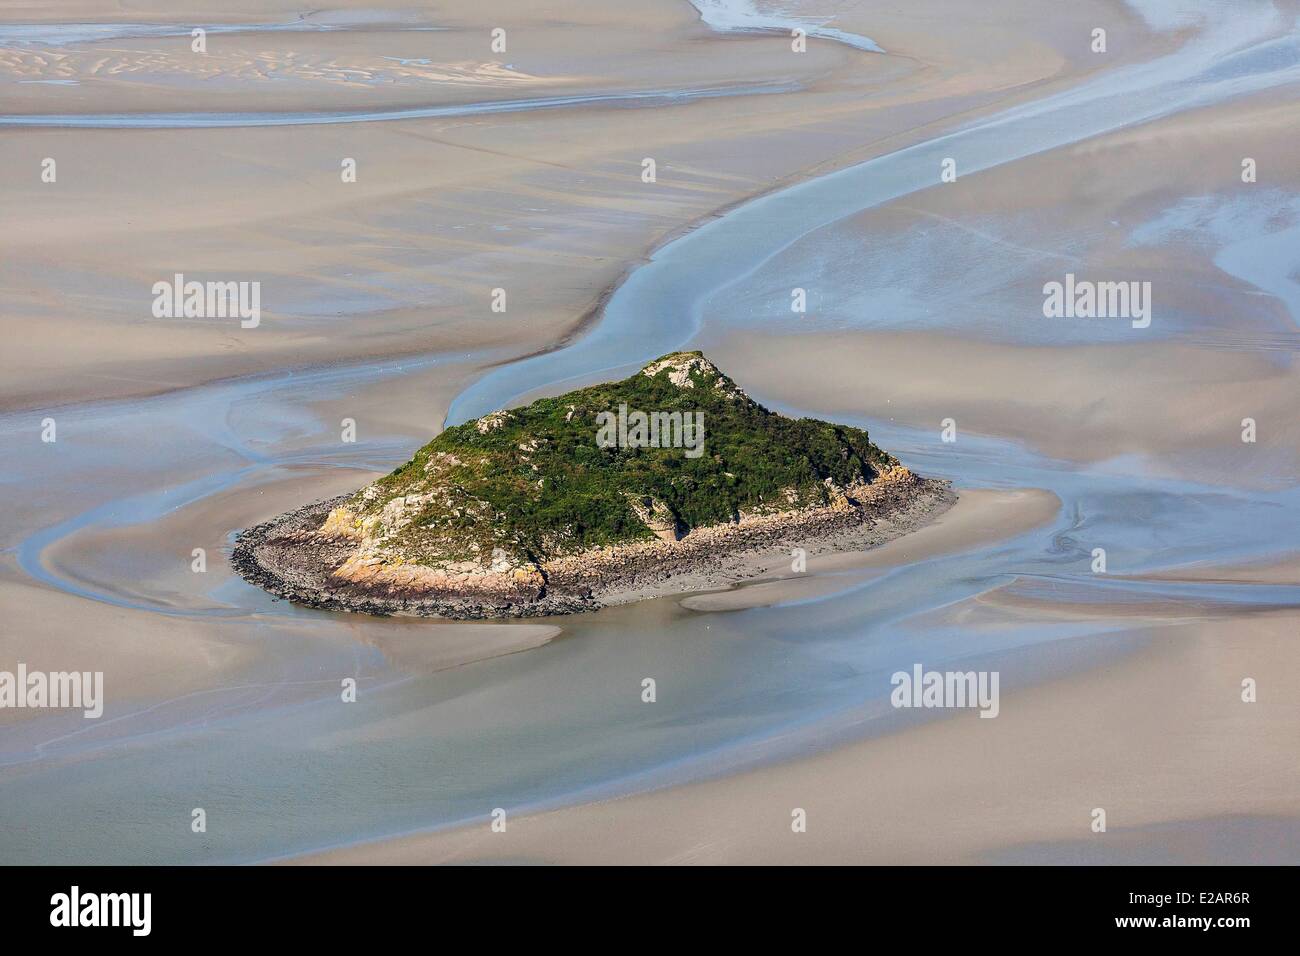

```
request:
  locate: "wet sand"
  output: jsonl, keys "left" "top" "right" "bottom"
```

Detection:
{"left": 3, "top": 0, "right": 1298, "bottom": 864}
{"left": 1, "top": 0, "right": 1112, "bottom": 704}
{"left": 679, "top": 487, "right": 1058, "bottom": 612}
{"left": 0, "top": 0, "right": 1147, "bottom": 412}
{"left": 296, "top": 607, "right": 1299, "bottom": 864}
{"left": 284, "top": 1, "right": 1300, "bottom": 865}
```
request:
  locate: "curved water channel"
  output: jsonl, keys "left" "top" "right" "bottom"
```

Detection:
{"left": 2, "top": 5, "right": 1298, "bottom": 863}
{"left": 0, "top": 81, "right": 800, "bottom": 129}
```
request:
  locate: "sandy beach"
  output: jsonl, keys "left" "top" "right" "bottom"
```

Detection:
{"left": 679, "top": 487, "right": 1059, "bottom": 611}
{"left": 2, "top": 0, "right": 1298, "bottom": 866}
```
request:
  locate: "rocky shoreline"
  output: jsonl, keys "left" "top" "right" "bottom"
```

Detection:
{"left": 232, "top": 494, "right": 592, "bottom": 619}
{"left": 232, "top": 471, "right": 956, "bottom": 619}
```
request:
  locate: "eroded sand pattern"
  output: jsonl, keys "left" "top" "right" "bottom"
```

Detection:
{"left": 1, "top": 0, "right": 1298, "bottom": 866}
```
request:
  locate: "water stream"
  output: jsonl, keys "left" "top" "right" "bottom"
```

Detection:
{"left": 1, "top": 2, "right": 1297, "bottom": 863}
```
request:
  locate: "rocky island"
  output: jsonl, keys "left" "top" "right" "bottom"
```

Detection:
{"left": 234, "top": 352, "right": 954, "bottom": 617}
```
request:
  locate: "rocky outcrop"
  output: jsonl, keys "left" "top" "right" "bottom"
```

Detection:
{"left": 641, "top": 352, "right": 748, "bottom": 400}
{"left": 232, "top": 466, "right": 950, "bottom": 619}
{"left": 328, "top": 550, "right": 547, "bottom": 602}
{"left": 625, "top": 494, "right": 684, "bottom": 541}
{"left": 231, "top": 352, "right": 941, "bottom": 619}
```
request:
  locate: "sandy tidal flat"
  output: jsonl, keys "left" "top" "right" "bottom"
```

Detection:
{"left": 296, "top": 609, "right": 1300, "bottom": 865}
{"left": 2, "top": 0, "right": 1298, "bottom": 866}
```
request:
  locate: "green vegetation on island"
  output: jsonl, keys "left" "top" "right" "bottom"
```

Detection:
{"left": 338, "top": 352, "right": 899, "bottom": 568}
